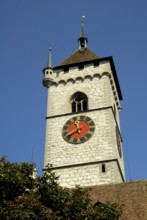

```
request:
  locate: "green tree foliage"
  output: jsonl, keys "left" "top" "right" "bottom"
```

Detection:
{"left": 0, "top": 157, "right": 122, "bottom": 219}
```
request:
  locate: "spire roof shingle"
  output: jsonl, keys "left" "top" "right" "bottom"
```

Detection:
{"left": 56, "top": 48, "right": 100, "bottom": 68}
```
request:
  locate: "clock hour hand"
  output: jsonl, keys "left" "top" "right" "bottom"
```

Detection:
{"left": 66, "top": 125, "right": 82, "bottom": 137}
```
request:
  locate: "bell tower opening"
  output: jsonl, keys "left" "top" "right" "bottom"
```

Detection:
{"left": 71, "top": 92, "right": 88, "bottom": 113}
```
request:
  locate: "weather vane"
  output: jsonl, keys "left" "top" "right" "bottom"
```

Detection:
{"left": 81, "top": 16, "right": 85, "bottom": 24}
{"left": 48, "top": 44, "right": 52, "bottom": 51}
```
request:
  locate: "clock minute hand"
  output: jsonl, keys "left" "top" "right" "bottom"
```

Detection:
{"left": 66, "top": 128, "right": 78, "bottom": 137}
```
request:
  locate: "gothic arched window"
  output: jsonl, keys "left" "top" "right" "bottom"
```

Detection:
{"left": 71, "top": 92, "right": 88, "bottom": 113}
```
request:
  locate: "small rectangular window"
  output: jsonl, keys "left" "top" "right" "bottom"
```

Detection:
{"left": 78, "top": 64, "right": 84, "bottom": 70}
{"left": 64, "top": 67, "right": 69, "bottom": 73}
{"left": 72, "top": 102, "right": 76, "bottom": 113}
{"left": 94, "top": 60, "right": 99, "bottom": 67}
{"left": 102, "top": 164, "right": 106, "bottom": 173}
{"left": 77, "top": 102, "right": 82, "bottom": 112}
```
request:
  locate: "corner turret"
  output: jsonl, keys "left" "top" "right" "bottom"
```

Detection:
{"left": 42, "top": 47, "right": 54, "bottom": 88}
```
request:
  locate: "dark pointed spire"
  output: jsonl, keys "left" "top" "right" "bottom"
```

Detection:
{"left": 78, "top": 16, "right": 88, "bottom": 50}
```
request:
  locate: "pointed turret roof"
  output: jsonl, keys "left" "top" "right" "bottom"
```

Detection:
{"left": 80, "top": 21, "right": 85, "bottom": 38}
{"left": 47, "top": 46, "right": 52, "bottom": 68}
{"left": 78, "top": 16, "right": 88, "bottom": 50}
{"left": 55, "top": 16, "right": 100, "bottom": 68}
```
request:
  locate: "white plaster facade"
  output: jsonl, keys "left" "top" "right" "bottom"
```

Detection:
{"left": 43, "top": 58, "right": 125, "bottom": 188}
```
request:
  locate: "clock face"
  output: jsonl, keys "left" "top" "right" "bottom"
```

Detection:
{"left": 116, "top": 127, "right": 122, "bottom": 157}
{"left": 62, "top": 115, "right": 95, "bottom": 144}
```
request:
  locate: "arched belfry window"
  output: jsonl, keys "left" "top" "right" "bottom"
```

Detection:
{"left": 71, "top": 92, "right": 88, "bottom": 113}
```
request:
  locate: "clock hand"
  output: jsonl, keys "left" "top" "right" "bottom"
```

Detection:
{"left": 66, "top": 125, "right": 82, "bottom": 137}
{"left": 74, "top": 120, "right": 81, "bottom": 134}
{"left": 66, "top": 128, "right": 78, "bottom": 137}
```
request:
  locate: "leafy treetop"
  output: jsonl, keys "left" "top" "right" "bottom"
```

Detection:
{"left": 0, "top": 157, "right": 122, "bottom": 220}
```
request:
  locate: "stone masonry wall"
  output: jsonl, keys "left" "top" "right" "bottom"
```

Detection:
{"left": 46, "top": 61, "right": 120, "bottom": 117}
{"left": 54, "top": 161, "right": 123, "bottom": 188}
{"left": 43, "top": 60, "right": 125, "bottom": 187}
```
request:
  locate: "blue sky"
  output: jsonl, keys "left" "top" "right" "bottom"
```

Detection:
{"left": 0, "top": 0, "right": 147, "bottom": 181}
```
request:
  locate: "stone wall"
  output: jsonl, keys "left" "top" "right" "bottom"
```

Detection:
{"left": 54, "top": 161, "right": 123, "bottom": 188}
{"left": 43, "top": 60, "right": 125, "bottom": 187}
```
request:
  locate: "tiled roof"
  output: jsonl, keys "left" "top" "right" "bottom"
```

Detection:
{"left": 89, "top": 180, "right": 147, "bottom": 220}
{"left": 56, "top": 48, "right": 100, "bottom": 67}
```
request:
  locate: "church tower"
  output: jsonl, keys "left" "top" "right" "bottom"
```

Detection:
{"left": 42, "top": 18, "right": 125, "bottom": 188}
